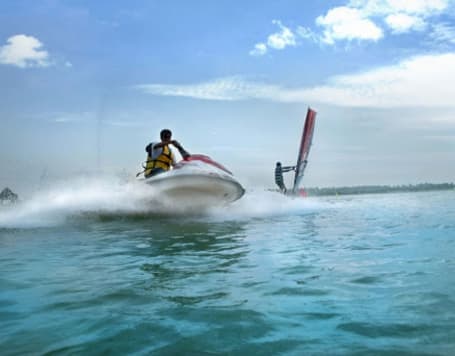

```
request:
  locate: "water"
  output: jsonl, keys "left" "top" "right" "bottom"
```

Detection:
{"left": 1, "top": 180, "right": 454, "bottom": 355}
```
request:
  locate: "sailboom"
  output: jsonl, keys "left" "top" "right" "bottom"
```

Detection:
{"left": 292, "top": 107, "right": 317, "bottom": 195}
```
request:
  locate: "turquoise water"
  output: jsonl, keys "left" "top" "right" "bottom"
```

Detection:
{"left": 1, "top": 183, "right": 455, "bottom": 355}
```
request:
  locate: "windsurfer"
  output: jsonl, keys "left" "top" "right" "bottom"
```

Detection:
{"left": 143, "top": 129, "right": 190, "bottom": 178}
{"left": 275, "top": 162, "right": 295, "bottom": 193}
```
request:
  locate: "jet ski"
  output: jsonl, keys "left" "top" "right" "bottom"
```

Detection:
{"left": 137, "top": 154, "right": 245, "bottom": 209}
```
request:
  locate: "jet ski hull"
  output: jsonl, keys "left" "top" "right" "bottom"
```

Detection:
{"left": 138, "top": 155, "right": 244, "bottom": 209}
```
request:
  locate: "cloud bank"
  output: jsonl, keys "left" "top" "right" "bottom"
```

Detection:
{"left": 317, "top": 0, "right": 450, "bottom": 43}
{"left": 0, "top": 34, "right": 51, "bottom": 68}
{"left": 250, "top": 0, "right": 453, "bottom": 53}
{"left": 137, "top": 52, "right": 455, "bottom": 108}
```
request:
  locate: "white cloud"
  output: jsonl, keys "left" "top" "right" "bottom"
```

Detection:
{"left": 136, "top": 76, "right": 280, "bottom": 101}
{"left": 50, "top": 111, "right": 94, "bottom": 123}
{"left": 300, "top": 52, "right": 455, "bottom": 107}
{"left": 313, "top": 0, "right": 451, "bottom": 45}
{"left": 249, "top": 43, "right": 267, "bottom": 56}
{"left": 430, "top": 22, "right": 455, "bottom": 43}
{"left": 296, "top": 26, "right": 318, "bottom": 42}
{"left": 137, "top": 53, "right": 455, "bottom": 109}
{"left": 351, "top": 0, "right": 449, "bottom": 16}
{"left": 249, "top": 20, "right": 296, "bottom": 56}
{"left": 249, "top": 0, "right": 452, "bottom": 50}
{"left": 385, "top": 13, "right": 426, "bottom": 32}
{"left": 48, "top": 111, "right": 142, "bottom": 127}
{"left": 316, "top": 6, "right": 383, "bottom": 44}
{"left": 267, "top": 20, "right": 297, "bottom": 49}
{"left": 0, "top": 34, "right": 51, "bottom": 68}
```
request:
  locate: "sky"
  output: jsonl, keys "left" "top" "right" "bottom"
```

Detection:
{"left": 1, "top": 0, "right": 455, "bottom": 194}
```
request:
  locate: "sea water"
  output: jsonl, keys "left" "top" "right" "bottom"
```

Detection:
{"left": 0, "top": 179, "right": 454, "bottom": 355}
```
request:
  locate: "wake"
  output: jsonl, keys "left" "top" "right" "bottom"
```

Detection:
{"left": 0, "top": 176, "right": 325, "bottom": 228}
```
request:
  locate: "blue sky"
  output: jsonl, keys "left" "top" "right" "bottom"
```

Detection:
{"left": 1, "top": 0, "right": 455, "bottom": 193}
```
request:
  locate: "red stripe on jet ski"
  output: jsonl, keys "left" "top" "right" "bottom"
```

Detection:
{"left": 182, "top": 154, "right": 233, "bottom": 175}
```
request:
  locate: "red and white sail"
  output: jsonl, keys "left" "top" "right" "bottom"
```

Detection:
{"left": 292, "top": 108, "right": 317, "bottom": 194}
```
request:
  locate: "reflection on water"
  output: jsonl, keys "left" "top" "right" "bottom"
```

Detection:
{"left": 132, "top": 219, "right": 251, "bottom": 306}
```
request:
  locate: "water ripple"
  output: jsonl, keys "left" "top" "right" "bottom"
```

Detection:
{"left": 1, "top": 191, "right": 455, "bottom": 354}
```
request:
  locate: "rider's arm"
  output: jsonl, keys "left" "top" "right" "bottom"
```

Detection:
{"left": 171, "top": 140, "right": 190, "bottom": 159}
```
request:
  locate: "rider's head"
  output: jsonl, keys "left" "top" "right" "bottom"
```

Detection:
{"left": 160, "top": 129, "right": 172, "bottom": 141}
{"left": 276, "top": 162, "right": 282, "bottom": 167}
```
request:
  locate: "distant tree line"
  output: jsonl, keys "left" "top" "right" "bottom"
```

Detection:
{"left": 0, "top": 187, "right": 18, "bottom": 204}
{"left": 306, "top": 182, "right": 455, "bottom": 196}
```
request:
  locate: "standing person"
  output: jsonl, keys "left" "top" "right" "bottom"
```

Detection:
{"left": 143, "top": 129, "right": 190, "bottom": 178}
{"left": 274, "top": 162, "right": 295, "bottom": 193}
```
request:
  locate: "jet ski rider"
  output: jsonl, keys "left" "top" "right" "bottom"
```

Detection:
{"left": 144, "top": 129, "right": 190, "bottom": 178}
{"left": 275, "top": 162, "right": 295, "bottom": 194}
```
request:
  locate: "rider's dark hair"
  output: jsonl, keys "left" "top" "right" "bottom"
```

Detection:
{"left": 160, "top": 129, "right": 172, "bottom": 140}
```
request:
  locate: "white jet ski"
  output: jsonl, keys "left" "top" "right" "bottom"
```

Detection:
{"left": 137, "top": 154, "right": 245, "bottom": 209}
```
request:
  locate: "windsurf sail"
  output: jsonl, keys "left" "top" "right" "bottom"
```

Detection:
{"left": 292, "top": 107, "right": 317, "bottom": 194}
